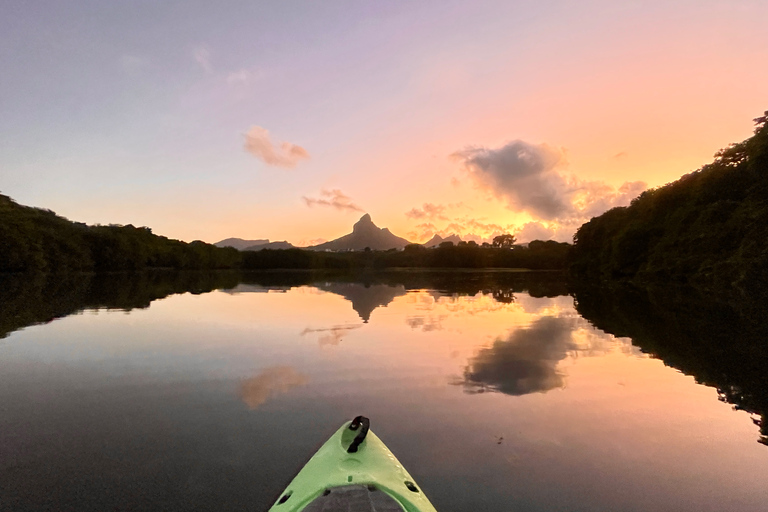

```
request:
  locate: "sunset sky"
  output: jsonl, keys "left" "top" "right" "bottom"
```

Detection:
{"left": 2, "top": 0, "right": 767, "bottom": 245}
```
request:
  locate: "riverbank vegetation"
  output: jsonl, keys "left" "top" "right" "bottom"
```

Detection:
{"left": 0, "top": 193, "right": 570, "bottom": 272}
{"left": 571, "top": 111, "right": 768, "bottom": 300}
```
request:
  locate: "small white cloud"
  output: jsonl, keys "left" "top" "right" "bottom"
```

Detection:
{"left": 244, "top": 126, "right": 310, "bottom": 168}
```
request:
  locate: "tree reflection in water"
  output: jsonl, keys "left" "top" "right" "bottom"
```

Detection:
{"left": 571, "top": 282, "right": 768, "bottom": 447}
{"left": 2, "top": 270, "right": 765, "bottom": 445}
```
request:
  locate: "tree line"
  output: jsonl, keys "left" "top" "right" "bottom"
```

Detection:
{"left": 0, "top": 194, "right": 571, "bottom": 272}
{"left": 0, "top": 195, "right": 242, "bottom": 272}
{"left": 570, "top": 111, "right": 768, "bottom": 298}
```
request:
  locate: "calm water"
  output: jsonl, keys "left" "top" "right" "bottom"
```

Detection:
{"left": 1, "top": 271, "right": 766, "bottom": 511}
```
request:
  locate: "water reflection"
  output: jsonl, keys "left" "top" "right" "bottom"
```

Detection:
{"left": 300, "top": 324, "right": 363, "bottom": 346}
{"left": 3, "top": 270, "right": 768, "bottom": 511}
{"left": 458, "top": 315, "right": 627, "bottom": 396}
{"left": 314, "top": 282, "right": 407, "bottom": 322}
{"left": 572, "top": 281, "right": 768, "bottom": 446}
{"left": 405, "top": 314, "right": 447, "bottom": 332}
{"left": 459, "top": 316, "right": 576, "bottom": 395}
{"left": 1, "top": 270, "right": 766, "bottom": 446}
{"left": 239, "top": 366, "right": 309, "bottom": 409}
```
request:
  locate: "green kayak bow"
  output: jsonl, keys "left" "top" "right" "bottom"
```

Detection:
{"left": 269, "top": 416, "right": 438, "bottom": 512}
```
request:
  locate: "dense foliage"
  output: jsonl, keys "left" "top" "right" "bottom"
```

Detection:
{"left": 0, "top": 195, "right": 571, "bottom": 272}
{"left": 571, "top": 112, "right": 768, "bottom": 297}
{"left": 0, "top": 195, "right": 241, "bottom": 272}
{"left": 241, "top": 240, "right": 570, "bottom": 270}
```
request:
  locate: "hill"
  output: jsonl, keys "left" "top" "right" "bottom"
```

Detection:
{"left": 244, "top": 241, "right": 295, "bottom": 251}
{"left": 423, "top": 234, "right": 463, "bottom": 247}
{"left": 0, "top": 194, "right": 241, "bottom": 272}
{"left": 308, "top": 214, "right": 412, "bottom": 251}
{"left": 215, "top": 238, "right": 268, "bottom": 250}
{"left": 571, "top": 111, "right": 768, "bottom": 297}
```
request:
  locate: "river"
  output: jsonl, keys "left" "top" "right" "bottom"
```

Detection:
{"left": 1, "top": 271, "right": 766, "bottom": 511}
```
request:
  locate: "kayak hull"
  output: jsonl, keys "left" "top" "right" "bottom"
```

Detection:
{"left": 268, "top": 418, "right": 438, "bottom": 512}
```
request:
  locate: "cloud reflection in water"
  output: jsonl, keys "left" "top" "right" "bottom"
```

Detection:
{"left": 458, "top": 315, "right": 624, "bottom": 396}
{"left": 239, "top": 366, "right": 309, "bottom": 409}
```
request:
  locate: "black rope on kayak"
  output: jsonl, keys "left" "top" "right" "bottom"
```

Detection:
{"left": 347, "top": 415, "right": 370, "bottom": 453}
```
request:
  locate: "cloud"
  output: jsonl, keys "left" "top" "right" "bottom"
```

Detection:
{"left": 303, "top": 189, "right": 363, "bottom": 212}
{"left": 515, "top": 222, "right": 556, "bottom": 243}
{"left": 452, "top": 139, "right": 647, "bottom": 233}
{"left": 298, "top": 237, "right": 328, "bottom": 247}
{"left": 239, "top": 366, "right": 308, "bottom": 409}
{"left": 244, "top": 126, "right": 310, "bottom": 168}
{"left": 193, "top": 45, "right": 213, "bottom": 73}
{"left": 407, "top": 216, "right": 517, "bottom": 244}
{"left": 405, "top": 203, "right": 448, "bottom": 220}
{"left": 453, "top": 140, "right": 570, "bottom": 220}
{"left": 576, "top": 180, "right": 647, "bottom": 219}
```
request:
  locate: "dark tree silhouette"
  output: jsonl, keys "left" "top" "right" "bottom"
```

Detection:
{"left": 492, "top": 234, "right": 517, "bottom": 249}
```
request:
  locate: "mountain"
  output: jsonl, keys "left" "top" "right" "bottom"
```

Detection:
{"left": 244, "top": 241, "right": 294, "bottom": 251}
{"left": 308, "top": 214, "right": 412, "bottom": 251}
{"left": 215, "top": 238, "right": 268, "bottom": 250}
{"left": 423, "top": 234, "right": 462, "bottom": 247}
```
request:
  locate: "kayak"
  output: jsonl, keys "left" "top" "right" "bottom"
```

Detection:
{"left": 268, "top": 416, "right": 438, "bottom": 512}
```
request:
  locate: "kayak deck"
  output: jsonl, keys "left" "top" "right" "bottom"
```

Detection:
{"left": 301, "top": 484, "right": 404, "bottom": 512}
{"left": 269, "top": 416, "right": 437, "bottom": 512}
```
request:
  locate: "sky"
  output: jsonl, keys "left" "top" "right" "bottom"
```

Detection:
{"left": 2, "top": 0, "right": 767, "bottom": 245}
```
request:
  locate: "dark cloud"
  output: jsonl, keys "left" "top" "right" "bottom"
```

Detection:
{"left": 453, "top": 140, "right": 570, "bottom": 220}
{"left": 458, "top": 316, "right": 577, "bottom": 396}
{"left": 452, "top": 139, "right": 647, "bottom": 225}
{"left": 244, "top": 126, "right": 310, "bottom": 168}
{"left": 303, "top": 189, "right": 363, "bottom": 212}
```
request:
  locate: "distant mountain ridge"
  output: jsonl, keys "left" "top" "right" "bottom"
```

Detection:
{"left": 308, "top": 214, "right": 412, "bottom": 251}
{"left": 423, "top": 233, "right": 463, "bottom": 247}
{"left": 215, "top": 238, "right": 294, "bottom": 251}
{"left": 244, "top": 241, "right": 294, "bottom": 251}
{"left": 214, "top": 238, "right": 268, "bottom": 250}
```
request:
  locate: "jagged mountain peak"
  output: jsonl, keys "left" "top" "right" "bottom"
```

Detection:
{"left": 309, "top": 214, "right": 412, "bottom": 251}
{"left": 353, "top": 213, "right": 376, "bottom": 232}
